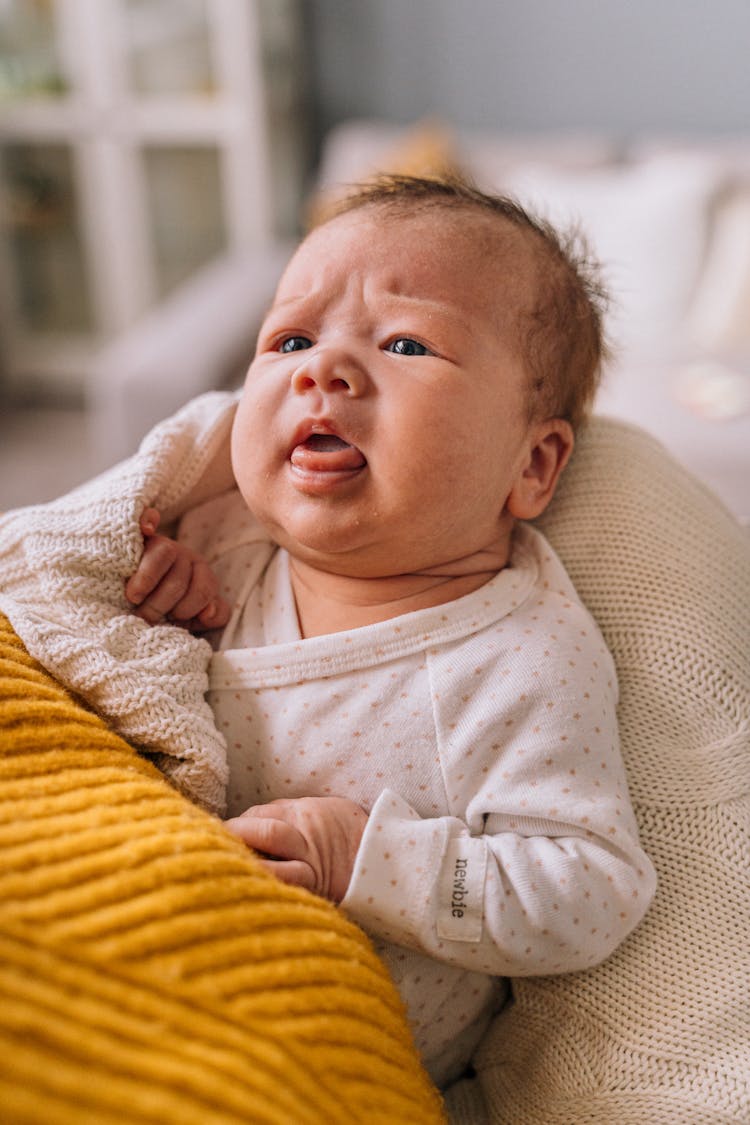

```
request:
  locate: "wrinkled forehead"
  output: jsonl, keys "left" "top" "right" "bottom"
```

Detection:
{"left": 277, "top": 204, "right": 539, "bottom": 321}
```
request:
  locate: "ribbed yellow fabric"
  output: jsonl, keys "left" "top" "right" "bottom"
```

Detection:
{"left": 0, "top": 614, "right": 445, "bottom": 1124}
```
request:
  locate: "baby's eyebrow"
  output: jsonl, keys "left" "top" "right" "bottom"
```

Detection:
{"left": 270, "top": 292, "right": 313, "bottom": 310}
{"left": 378, "top": 292, "right": 478, "bottom": 332}
{"left": 257, "top": 295, "right": 317, "bottom": 330}
{"left": 382, "top": 291, "right": 447, "bottom": 310}
{"left": 265, "top": 288, "right": 475, "bottom": 334}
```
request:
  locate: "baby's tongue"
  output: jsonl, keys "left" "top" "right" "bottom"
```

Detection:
{"left": 291, "top": 433, "right": 366, "bottom": 472}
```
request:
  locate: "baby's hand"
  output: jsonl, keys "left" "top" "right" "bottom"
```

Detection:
{"left": 125, "top": 507, "right": 230, "bottom": 631}
{"left": 225, "top": 796, "right": 368, "bottom": 903}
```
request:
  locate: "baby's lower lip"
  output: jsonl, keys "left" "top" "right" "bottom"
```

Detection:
{"left": 290, "top": 435, "right": 366, "bottom": 474}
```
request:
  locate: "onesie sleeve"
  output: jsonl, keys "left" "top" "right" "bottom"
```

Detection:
{"left": 341, "top": 611, "right": 657, "bottom": 978}
{"left": 342, "top": 789, "right": 655, "bottom": 977}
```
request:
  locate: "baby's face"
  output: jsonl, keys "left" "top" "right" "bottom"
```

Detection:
{"left": 231, "top": 206, "right": 540, "bottom": 577}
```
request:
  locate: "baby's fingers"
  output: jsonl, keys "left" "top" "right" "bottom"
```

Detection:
{"left": 194, "top": 596, "right": 231, "bottom": 631}
{"left": 139, "top": 508, "right": 161, "bottom": 537}
{"left": 129, "top": 544, "right": 193, "bottom": 624}
{"left": 225, "top": 813, "right": 308, "bottom": 861}
{"left": 255, "top": 858, "right": 316, "bottom": 892}
{"left": 125, "top": 535, "right": 182, "bottom": 607}
{"left": 168, "top": 558, "right": 228, "bottom": 627}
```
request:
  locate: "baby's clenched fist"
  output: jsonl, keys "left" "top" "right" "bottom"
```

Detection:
{"left": 225, "top": 795, "right": 368, "bottom": 903}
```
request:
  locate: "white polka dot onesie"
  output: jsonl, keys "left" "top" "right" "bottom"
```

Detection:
{"left": 181, "top": 492, "right": 656, "bottom": 1086}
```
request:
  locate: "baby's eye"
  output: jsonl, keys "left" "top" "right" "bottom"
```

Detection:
{"left": 279, "top": 335, "right": 313, "bottom": 353}
{"left": 386, "top": 337, "right": 430, "bottom": 357}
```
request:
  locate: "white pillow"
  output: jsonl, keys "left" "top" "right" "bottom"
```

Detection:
{"left": 461, "top": 128, "right": 616, "bottom": 188}
{"left": 503, "top": 154, "right": 722, "bottom": 350}
{"left": 687, "top": 185, "right": 750, "bottom": 354}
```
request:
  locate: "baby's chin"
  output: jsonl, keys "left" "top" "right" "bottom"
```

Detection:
{"left": 245, "top": 486, "right": 516, "bottom": 581}
{"left": 277, "top": 539, "right": 405, "bottom": 581}
{"left": 247, "top": 511, "right": 376, "bottom": 576}
{"left": 271, "top": 524, "right": 514, "bottom": 584}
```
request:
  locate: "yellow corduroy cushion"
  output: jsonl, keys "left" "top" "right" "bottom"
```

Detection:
{"left": 0, "top": 614, "right": 444, "bottom": 1124}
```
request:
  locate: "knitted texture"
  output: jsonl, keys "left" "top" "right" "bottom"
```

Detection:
{"left": 0, "top": 391, "right": 241, "bottom": 815}
{"left": 448, "top": 417, "right": 750, "bottom": 1123}
{"left": 0, "top": 614, "right": 445, "bottom": 1124}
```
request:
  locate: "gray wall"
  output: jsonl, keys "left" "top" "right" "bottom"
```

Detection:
{"left": 309, "top": 0, "right": 750, "bottom": 144}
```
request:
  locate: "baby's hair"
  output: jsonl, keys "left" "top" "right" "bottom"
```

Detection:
{"left": 324, "top": 174, "right": 610, "bottom": 431}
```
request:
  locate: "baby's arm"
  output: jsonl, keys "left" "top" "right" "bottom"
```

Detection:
{"left": 125, "top": 508, "right": 230, "bottom": 630}
{"left": 340, "top": 640, "right": 656, "bottom": 978}
{"left": 342, "top": 789, "right": 655, "bottom": 978}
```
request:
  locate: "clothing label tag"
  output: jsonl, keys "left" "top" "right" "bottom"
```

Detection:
{"left": 437, "top": 835, "right": 487, "bottom": 943}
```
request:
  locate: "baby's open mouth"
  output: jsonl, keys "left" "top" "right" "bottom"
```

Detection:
{"left": 290, "top": 433, "right": 367, "bottom": 473}
{"left": 304, "top": 434, "right": 352, "bottom": 453}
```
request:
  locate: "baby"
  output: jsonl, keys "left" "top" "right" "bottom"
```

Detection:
{"left": 125, "top": 175, "right": 656, "bottom": 1085}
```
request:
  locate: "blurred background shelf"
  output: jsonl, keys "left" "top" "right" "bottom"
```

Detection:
{"left": 0, "top": 0, "right": 308, "bottom": 396}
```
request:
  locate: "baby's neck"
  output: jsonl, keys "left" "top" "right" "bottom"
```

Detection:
{"left": 289, "top": 543, "right": 512, "bottom": 638}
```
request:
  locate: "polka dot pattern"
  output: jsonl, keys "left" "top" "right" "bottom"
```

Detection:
{"left": 206, "top": 521, "right": 655, "bottom": 1084}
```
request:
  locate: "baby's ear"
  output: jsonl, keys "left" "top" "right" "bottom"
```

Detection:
{"left": 506, "top": 419, "right": 574, "bottom": 521}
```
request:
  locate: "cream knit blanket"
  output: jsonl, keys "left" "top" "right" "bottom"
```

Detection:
{"left": 446, "top": 417, "right": 750, "bottom": 1123}
{"left": 0, "top": 391, "right": 241, "bottom": 816}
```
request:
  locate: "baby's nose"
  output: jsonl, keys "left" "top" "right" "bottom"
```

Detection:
{"left": 290, "top": 347, "right": 366, "bottom": 396}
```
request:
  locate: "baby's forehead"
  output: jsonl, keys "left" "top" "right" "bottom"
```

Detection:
{"left": 291, "top": 205, "right": 539, "bottom": 301}
{"left": 316, "top": 202, "right": 528, "bottom": 254}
